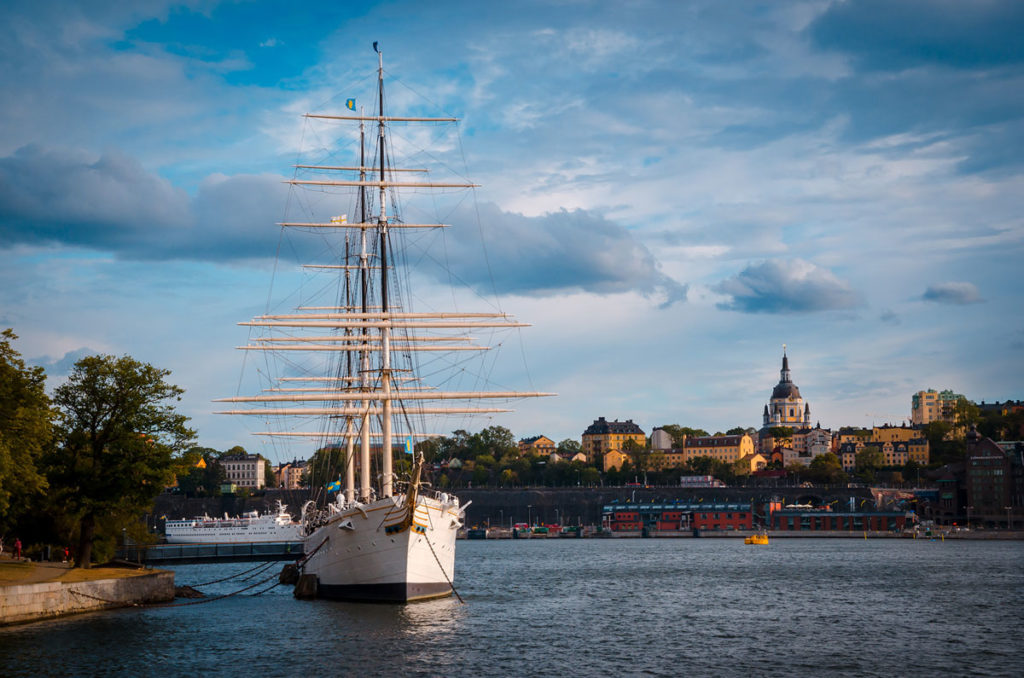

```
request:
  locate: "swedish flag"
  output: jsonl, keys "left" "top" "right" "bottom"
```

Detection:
{"left": 345, "top": 98, "right": 356, "bottom": 111}
{"left": 326, "top": 479, "right": 342, "bottom": 492}
{"left": 405, "top": 436, "right": 414, "bottom": 455}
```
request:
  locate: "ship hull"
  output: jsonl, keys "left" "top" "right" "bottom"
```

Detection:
{"left": 301, "top": 493, "right": 459, "bottom": 603}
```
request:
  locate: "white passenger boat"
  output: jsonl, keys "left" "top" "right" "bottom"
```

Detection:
{"left": 164, "top": 502, "right": 301, "bottom": 544}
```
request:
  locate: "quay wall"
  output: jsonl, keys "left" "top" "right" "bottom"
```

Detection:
{"left": 0, "top": 571, "right": 174, "bottom": 627}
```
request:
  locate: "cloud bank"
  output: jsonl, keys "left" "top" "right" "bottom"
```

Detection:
{"left": 714, "top": 259, "right": 862, "bottom": 314}
{"left": 0, "top": 145, "right": 685, "bottom": 305}
{"left": 922, "top": 281, "right": 983, "bottom": 305}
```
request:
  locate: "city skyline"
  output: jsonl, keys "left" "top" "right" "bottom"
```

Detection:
{"left": 1, "top": 1, "right": 1022, "bottom": 459}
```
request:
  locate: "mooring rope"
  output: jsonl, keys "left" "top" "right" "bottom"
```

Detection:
{"left": 187, "top": 559, "right": 277, "bottom": 587}
{"left": 421, "top": 533, "right": 464, "bottom": 605}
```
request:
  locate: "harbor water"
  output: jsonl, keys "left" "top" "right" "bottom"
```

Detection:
{"left": 2, "top": 538, "right": 1021, "bottom": 677}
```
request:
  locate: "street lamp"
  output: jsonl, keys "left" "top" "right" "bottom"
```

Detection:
{"left": 1006, "top": 506, "right": 1013, "bottom": 530}
{"left": 528, "top": 504, "right": 532, "bottom": 527}
{"left": 966, "top": 505, "right": 973, "bottom": 530}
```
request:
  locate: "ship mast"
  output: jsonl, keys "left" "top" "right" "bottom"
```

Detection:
{"left": 375, "top": 43, "right": 394, "bottom": 499}
{"left": 217, "top": 42, "right": 556, "bottom": 503}
{"left": 358, "top": 106, "right": 372, "bottom": 503}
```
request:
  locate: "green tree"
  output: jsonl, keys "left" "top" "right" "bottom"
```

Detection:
{"left": 953, "top": 397, "right": 980, "bottom": 430}
{"left": 725, "top": 427, "right": 747, "bottom": 436}
{"left": 47, "top": 355, "right": 195, "bottom": 567}
{"left": 855, "top": 446, "right": 885, "bottom": 480}
{"left": 768, "top": 426, "right": 794, "bottom": 441}
{"left": 469, "top": 426, "right": 517, "bottom": 459}
{"left": 806, "top": 452, "right": 847, "bottom": 485}
{"left": 658, "top": 425, "right": 709, "bottom": 447}
{"left": 557, "top": 438, "right": 582, "bottom": 457}
{"left": 0, "top": 329, "right": 51, "bottom": 536}
{"left": 307, "top": 446, "right": 350, "bottom": 489}
{"left": 622, "top": 438, "right": 649, "bottom": 474}
{"left": 264, "top": 459, "right": 276, "bottom": 488}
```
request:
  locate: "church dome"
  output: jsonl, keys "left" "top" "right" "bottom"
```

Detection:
{"left": 772, "top": 382, "right": 802, "bottom": 400}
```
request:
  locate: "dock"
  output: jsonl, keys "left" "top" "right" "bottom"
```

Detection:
{"left": 117, "top": 541, "right": 304, "bottom": 564}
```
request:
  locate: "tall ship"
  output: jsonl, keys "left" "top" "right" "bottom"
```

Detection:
{"left": 216, "top": 44, "right": 552, "bottom": 602}
{"left": 164, "top": 502, "right": 301, "bottom": 544}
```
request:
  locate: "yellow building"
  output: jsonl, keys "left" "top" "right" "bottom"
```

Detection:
{"left": 867, "top": 426, "right": 930, "bottom": 464}
{"left": 581, "top": 417, "right": 646, "bottom": 467}
{"left": 680, "top": 433, "right": 755, "bottom": 465}
{"left": 519, "top": 435, "right": 556, "bottom": 456}
{"left": 872, "top": 425, "right": 918, "bottom": 443}
{"left": 602, "top": 449, "right": 630, "bottom": 472}
{"left": 736, "top": 452, "right": 768, "bottom": 474}
{"left": 911, "top": 389, "right": 963, "bottom": 426}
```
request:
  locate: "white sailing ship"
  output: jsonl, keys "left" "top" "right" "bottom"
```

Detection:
{"left": 164, "top": 502, "right": 301, "bottom": 544}
{"left": 216, "top": 44, "right": 552, "bottom": 602}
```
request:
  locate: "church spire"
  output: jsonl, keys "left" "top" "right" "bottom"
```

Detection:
{"left": 780, "top": 344, "right": 791, "bottom": 383}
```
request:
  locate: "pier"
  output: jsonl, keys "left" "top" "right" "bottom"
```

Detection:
{"left": 117, "top": 541, "right": 304, "bottom": 565}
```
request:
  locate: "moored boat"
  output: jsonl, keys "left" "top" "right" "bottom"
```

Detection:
{"left": 216, "top": 42, "right": 552, "bottom": 602}
{"left": 164, "top": 502, "right": 301, "bottom": 544}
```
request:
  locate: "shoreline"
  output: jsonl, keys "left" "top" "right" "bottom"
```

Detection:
{"left": 0, "top": 559, "right": 174, "bottom": 627}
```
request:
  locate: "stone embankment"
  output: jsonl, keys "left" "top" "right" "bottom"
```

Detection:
{"left": 0, "top": 561, "right": 174, "bottom": 627}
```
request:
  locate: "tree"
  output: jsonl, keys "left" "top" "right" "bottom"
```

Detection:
{"left": 768, "top": 426, "right": 794, "bottom": 441}
{"left": 48, "top": 355, "right": 195, "bottom": 567}
{"left": 953, "top": 397, "right": 980, "bottom": 430}
{"left": 854, "top": 446, "right": 884, "bottom": 482}
{"left": 658, "top": 425, "right": 709, "bottom": 447}
{"left": 806, "top": 453, "right": 847, "bottom": 485}
{"left": 0, "top": 329, "right": 51, "bottom": 536}
{"left": 172, "top": 447, "right": 225, "bottom": 496}
{"left": 264, "top": 459, "right": 276, "bottom": 488}
{"left": 557, "top": 438, "right": 582, "bottom": 457}
{"left": 622, "top": 438, "right": 653, "bottom": 479}
{"left": 725, "top": 427, "right": 748, "bottom": 436}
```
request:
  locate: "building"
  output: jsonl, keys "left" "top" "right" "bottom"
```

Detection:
{"left": 871, "top": 425, "right": 917, "bottom": 443}
{"left": 602, "top": 449, "right": 630, "bottom": 472}
{"left": 965, "top": 426, "right": 1012, "bottom": 520}
{"left": 221, "top": 452, "right": 266, "bottom": 489}
{"left": 837, "top": 442, "right": 860, "bottom": 472}
{"left": 519, "top": 435, "right": 557, "bottom": 457}
{"left": 736, "top": 452, "right": 768, "bottom": 473}
{"left": 793, "top": 424, "right": 831, "bottom": 459}
{"left": 762, "top": 348, "right": 811, "bottom": 431}
{"left": 650, "top": 428, "right": 673, "bottom": 451}
{"left": 770, "top": 508, "right": 910, "bottom": 532}
{"left": 680, "top": 433, "right": 755, "bottom": 465}
{"left": 275, "top": 459, "right": 307, "bottom": 489}
{"left": 911, "top": 389, "right": 963, "bottom": 426}
{"left": 602, "top": 502, "right": 753, "bottom": 533}
{"left": 581, "top": 417, "right": 646, "bottom": 466}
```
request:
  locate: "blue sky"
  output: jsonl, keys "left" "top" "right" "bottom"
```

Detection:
{"left": 1, "top": 0, "right": 1022, "bottom": 459}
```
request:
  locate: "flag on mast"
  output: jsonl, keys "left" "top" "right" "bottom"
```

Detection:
{"left": 345, "top": 98, "right": 355, "bottom": 111}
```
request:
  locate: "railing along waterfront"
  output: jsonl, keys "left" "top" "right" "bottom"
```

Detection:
{"left": 117, "top": 541, "right": 304, "bottom": 564}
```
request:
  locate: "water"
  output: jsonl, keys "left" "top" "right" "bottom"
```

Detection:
{"left": 2, "top": 539, "right": 1021, "bottom": 677}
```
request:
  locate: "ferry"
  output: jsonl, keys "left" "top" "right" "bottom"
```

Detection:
{"left": 164, "top": 502, "right": 302, "bottom": 544}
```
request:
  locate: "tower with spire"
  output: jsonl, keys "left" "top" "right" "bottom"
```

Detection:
{"left": 762, "top": 345, "right": 811, "bottom": 429}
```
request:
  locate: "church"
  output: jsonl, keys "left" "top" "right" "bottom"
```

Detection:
{"left": 762, "top": 347, "right": 811, "bottom": 429}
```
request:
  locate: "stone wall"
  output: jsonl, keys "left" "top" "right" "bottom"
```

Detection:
{"left": 0, "top": 571, "right": 174, "bottom": 626}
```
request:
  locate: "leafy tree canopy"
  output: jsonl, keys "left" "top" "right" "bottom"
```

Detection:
{"left": 47, "top": 354, "right": 195, "bottom": 567}
{"left": 0, "top": 329, "right": 51, "bottom": 534}
{"left": 658, "top": 424, "right": 709, "bottom": 447}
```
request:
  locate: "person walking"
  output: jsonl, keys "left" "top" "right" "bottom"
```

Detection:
{"left": 14, "top": 537, "right": 22, "bottom": 560}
